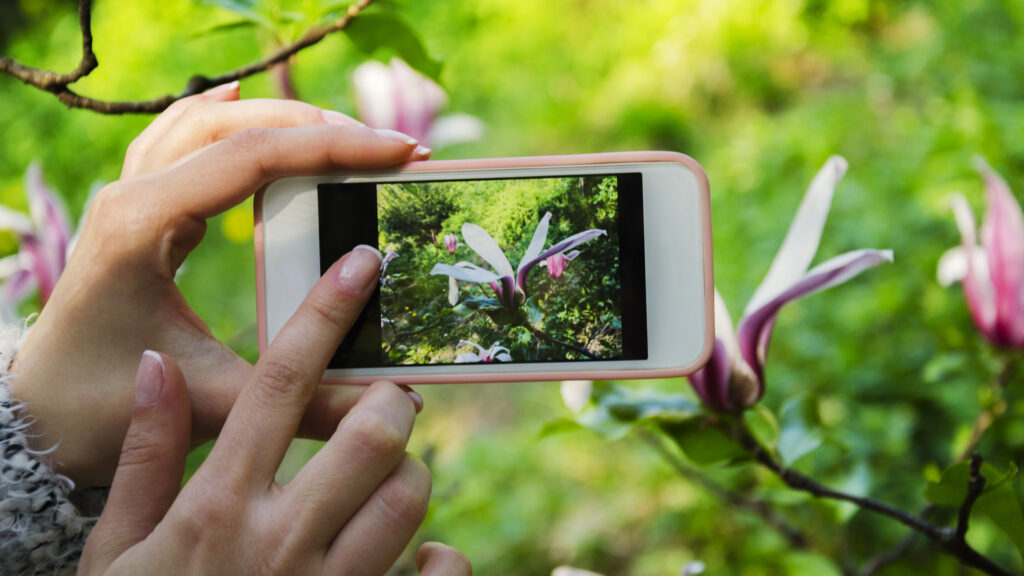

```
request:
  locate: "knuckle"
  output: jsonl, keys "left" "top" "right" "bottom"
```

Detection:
{"left": 254, "top": 356, "right": 307, "bottom": 405}
{"left": 229, "top": 126, "right": 272, "bottom": 156}
{"left": 378, "top": 457, "right": 431, "bottom": 525}
{"left": 345, "top": 409, "right": 408, "bottom": 462}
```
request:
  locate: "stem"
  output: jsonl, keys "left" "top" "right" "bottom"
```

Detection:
{"left": 638, "top": 429, "right": 809, "bottom": 549}
{"left": 523, "top": 323, "right": 598, "bottom": 359}
{"left": 0, "top": 0, "right": 375, "bottom": 114}
{"left": 733, "top": 423, "right": 1016, "bottom": 576}
{"left": 954, "top": 454, "right": 986, "bottom": 543}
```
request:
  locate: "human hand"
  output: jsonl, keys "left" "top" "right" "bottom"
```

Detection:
{"left": 78, "top": 246, "right": 469, "bottom": 574}
{"left": 11, "top": 84, "right": 430, "bottom": 488}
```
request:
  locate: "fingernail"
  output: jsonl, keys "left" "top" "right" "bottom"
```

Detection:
{"left": 412, "top": 145, "right": 432, "bottom": 159}
{"left": 374, "top": 129, "right": 418, "bottom": 147}
{"left": 205, "top": 80, "right": 239, "bottom": 95}
{"left": 337, "top": 245, "right": 382, "bottom": 293}
{"left": 322, "top": 109, "right": 364, "bottom": 127}
{"left": 401, "top": 386, "right": 424, "bottom": 412}
{"left": 135, "top": 350, "right": 165, "bottom": 406}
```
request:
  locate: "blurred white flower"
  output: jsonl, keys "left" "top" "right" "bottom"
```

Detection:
{"left": 552, "top": 567, "right": 604, "bottom": 576}
{"left": 681, "top": 561, "right": 706, "bottom": 576}
{"left": 560, "top": 380, "right": 593, "bottom": 413}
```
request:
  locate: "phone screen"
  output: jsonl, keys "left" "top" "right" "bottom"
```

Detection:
{"left": 318, "top": 173, "right": 647, "bottom": 369}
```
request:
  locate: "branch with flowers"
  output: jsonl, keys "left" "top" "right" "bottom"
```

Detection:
{"left": 553, "top": 157, "right": 1024, "bottom": 575}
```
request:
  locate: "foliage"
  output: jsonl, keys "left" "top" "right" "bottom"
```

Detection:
{"left": 3, "top": 0, "right": 1024, "bottom": 574}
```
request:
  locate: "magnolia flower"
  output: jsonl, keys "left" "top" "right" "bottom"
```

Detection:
{"left": 430, "top": 212, "right": 605, "bottom": 308}
{"left": 689, "top": 156, "right": 893, "bottom": 413}
{"left": 353, "top": 58, "right": 484, "bottom": 148}
{"left": 444, "top": 233, "right": 459, "bottom": 253}
{"left": 380, "top": 251, "right": 398, "bottom": 286}
{"left": 938, "top": 158, "right": 1024, "bottom": 348}
{"left": 454, "top": 340, "right": 511, "bottom": 363}
{"left": 560, "top": 379, "right": 593, "bottom": 412}
{"left": 0, "top": 163, "right": 73, "bottom": 306}
{"left": 544, "top": 250, "right": 580, "bottom": 278}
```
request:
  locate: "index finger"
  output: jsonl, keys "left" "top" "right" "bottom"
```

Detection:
{"left": 208, "top": 246, "right": 383, "bottom": 483}
{"left": 151, "top": 123, "right": 419, "bottom": 222}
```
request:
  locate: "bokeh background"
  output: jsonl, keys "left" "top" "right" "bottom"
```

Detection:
{"left": 2, "top": 1, "right": 1023, "bottom": 574}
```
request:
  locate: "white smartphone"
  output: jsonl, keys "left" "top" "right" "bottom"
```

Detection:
{"left": 255, "top": 152, "right": 713, "bottom": 384}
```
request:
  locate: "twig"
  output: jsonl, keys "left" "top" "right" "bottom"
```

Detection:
{"left": 0, "top": 0, "right": 375, "bottom": 114}
{"left": 524, "top": 323, "right": 598, "bottom": 359}
{"left": 732, "top": 424, "right": 1015, "bottom": 576}
{"left": 638, "top": 429, "right": 809, "bottom": 549}
{"left": 955, "top": 454, "right": 986, "bottom": 543}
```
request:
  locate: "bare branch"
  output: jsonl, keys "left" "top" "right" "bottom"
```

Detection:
{"left": 0, "top": 0, "right": 375, "bottom": 114}
{"left": 732, "top": 423, "right": 1015, "bottom": 576}
{"left": 955, "top": 453, "right": 986, "bottom": 543}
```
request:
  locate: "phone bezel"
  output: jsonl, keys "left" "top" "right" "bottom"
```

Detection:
{"left": 256, "top": 152, "right": 714, "bottom": 383}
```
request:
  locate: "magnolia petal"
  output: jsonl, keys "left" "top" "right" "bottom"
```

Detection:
{"left": 428, "top": 113, "right": 486, "bottom": 148}
{"left": 430, "top": 263, "right": 501, "bottom": 284}
{"left": 353, "top": 61, "right": 398, "bottom": 133}
{"left": 462, "top": 222, "right": 515, "bottom": 278}
{"left": 0, "top": 254, "right": 23, "bottom": 280}
{"left": 0, "top": 206, "right": 33, "bottom": 234}
{"left": 951, "top": 193, "right": 998, "bottom": 335}
{"left": 938, "top": 246, "right": 990, "bottom": 287}
{"left": 560, "top": 380, "right": 593, "bottom": 413}
{"left": 26, "top": 163, "right": 71, "bottom": 280}
{"left": 745, "top": 156, "right": 848, "bottom": 316}
{"left": 564, "top": 250, "right": 581, "bottom": 261}
{"left": 737, "top": 249, "right": 893, "bottom": 388}
{"left": 457, "top": 340, "right": 487, "bottom": 355}
{"left": 389, "top": 58, "right": 447, "bottom": 144}
{"left": 976, "top": 158, "right": 1024, "bottom": 344}
{"left": 2, "top": 267, "right": 36, "bottom": 304}
{"left": 454, "top": 353, "right": 481, "bottom": 364}
{"left": 495, "top": 352, "right": 512, "bottom": 362}
{"left": 687, "top": 337, "right": 733, "bottom": 413}
{"left": 519, "top": 212, "right": 553, "bottom": 275}
{"left": 517, "top": 228, "right": 606, "bottom": 289}
{"left": 448, "top": 276, "right": 459, "bottom": 306}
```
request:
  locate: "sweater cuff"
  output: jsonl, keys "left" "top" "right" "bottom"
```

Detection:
{"left": 0, "top": 322, "right": 105, "bottom": 575}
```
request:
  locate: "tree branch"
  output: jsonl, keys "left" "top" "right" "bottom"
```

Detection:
{"left": 732, "top": 423, "right": 1015, "bottom": 576}
{"left": 0, "top": 0, "right": 375, "bottom": 114}
{"left": 955, "top": 453, "right": 986, "bottom": 543}
{"left": 523, "top": 323, "right": 598, "bottom": 359}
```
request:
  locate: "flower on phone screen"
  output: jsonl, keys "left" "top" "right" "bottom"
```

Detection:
{"left": 444, "top": 233, "right": 459, "bottom": 253}
{"left": 689, "top": 156, "right": 892, "bottom": 413}
{"left": 454, "top": 340, "right": 512, "bottom": 363}
{"left": 544, "top": 250, "right": 580, "bottom": 278}
{"left": 430, "top": 212, "right": 605, "bottom": 308}
{"left": 937, "top": 158, "right": 1024, "bottom": 349}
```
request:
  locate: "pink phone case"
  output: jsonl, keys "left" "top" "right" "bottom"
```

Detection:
{"left": 254, "top": 151, "right": 714, "bottom": 384}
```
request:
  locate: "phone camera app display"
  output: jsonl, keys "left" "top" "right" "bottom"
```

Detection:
{"left": 319, "top": 174, "right": 647, "bottom": 369}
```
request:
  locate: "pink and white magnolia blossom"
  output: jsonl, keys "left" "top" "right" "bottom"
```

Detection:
{"left": 0, "top": 163, "right": 74, "bottom": 306}
{"left": 444, "top": 233, "right": 459, "bottom": 253}
{"left": 938, "top": 158, "right": 1024, "bottom": 348}
{"left": 544, "top": 250, "right": 580, "bottom": 278}
{"left": 430, "top": 212, "right": 605, "bottom": 308}
{"left": 353, "top": 58, "right": 484, "bottom": 148}
{"left": 454, "top": 340, "right": 512, "bottom": 363}
{"left": 689, "top": 156, "right": 893, "bottom": 413}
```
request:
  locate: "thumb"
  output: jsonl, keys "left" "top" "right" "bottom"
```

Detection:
{"left": 417, "top": 542, "right": 473, "bottom": 576}
{"left": 80, "top": 351, "right": 191, "bottom": 572}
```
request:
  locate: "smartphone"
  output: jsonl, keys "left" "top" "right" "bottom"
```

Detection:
{"left": 255, "top": 152, "right": 713, "bottom": 384}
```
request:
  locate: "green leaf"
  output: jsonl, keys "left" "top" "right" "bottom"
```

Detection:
{"left": 196, "top": 0, "right": 274, "bottom": 28}
{"left": 538, "top": 418, "right": 582, "bottom": 439}
{"left": 345, "top": 12, "right": 443, "bottom": 81}
{"left": 662, "top": 419, "right": 747, "bottom": 466}
{"left": 744, "top": 406, "right": 780, "bottom": 451}
{"left": 975, "top": 482, "right": 1024, "bottom": 562}
{"left": 925, "top": 461, "right": 970, "bottom": 506}
{"left": 189, "top": 18, "right": 260, "bottom": 38}
{"left": 571, "top": 382, "right": 701, "bottom": 440}
{"left": 777, "top": 422, "right": 824, "bottom": 466}
{"left": 783, "top": 552, "right": 842, "bottom": 576}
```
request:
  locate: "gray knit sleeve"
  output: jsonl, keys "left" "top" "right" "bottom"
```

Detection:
{"left": 0, "top": 323, "right": 105, "bottom": 576}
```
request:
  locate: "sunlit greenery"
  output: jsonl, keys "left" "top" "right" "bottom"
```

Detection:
{"left": 2, "top": 0, "right": 1024, "bottom": 574}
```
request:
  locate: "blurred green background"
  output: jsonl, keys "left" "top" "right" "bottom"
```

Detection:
{"left": 2, "top": 0, "right": 1023, "bottom": 574}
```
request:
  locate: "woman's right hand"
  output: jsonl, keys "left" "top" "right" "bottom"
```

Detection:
{"left": 78, "top": 246, "right": 470, "bottom": 575}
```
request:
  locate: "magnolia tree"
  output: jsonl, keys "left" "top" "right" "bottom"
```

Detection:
{"left": 555, "top": 158, "right": 1024, "bottom": 576}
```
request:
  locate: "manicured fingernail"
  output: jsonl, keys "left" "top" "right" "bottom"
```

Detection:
{"left": 337, "top": 245, "right": 382, "bottom": 293}
{"left": 412, "top": 145, "right": 432, "bottom": 159}
{"left": 322, "top": 109, "right": 364, "bottom": 127}
{"left": 374, "top": 128, "right": 418, "bottom": 147}
{"left": 400, "top": 386, "right": 424, "bottom": 412}
{"left": 135, "top": 350, "right": 165, "bottom": 406}
{"left": 205, "top": 80, "right": 239, "bottom": 95}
